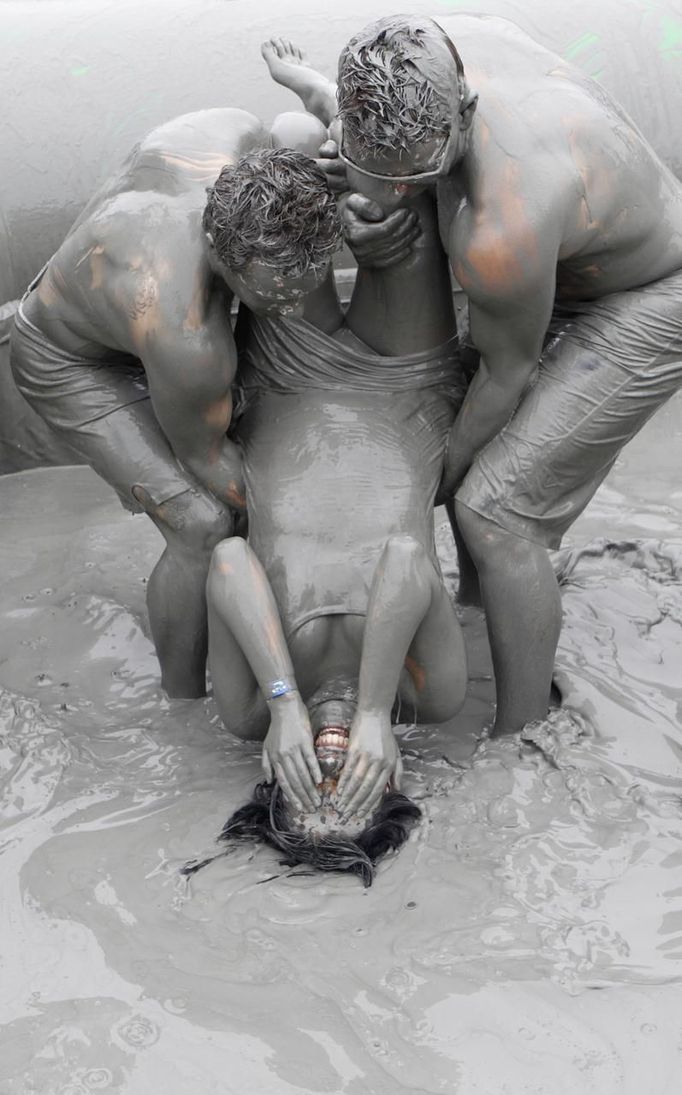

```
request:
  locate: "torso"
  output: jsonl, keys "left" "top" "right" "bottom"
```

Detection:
{"left": 438, "top": 15, "right": 682, "bottom": 300}
{"left": 238, "top": 384, "right": 454, "bottom": 637}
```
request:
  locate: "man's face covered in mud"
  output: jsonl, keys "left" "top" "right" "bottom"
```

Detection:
{"left": 224, "top": 259, "right": 326, "bottom": 319}
{"left": 186, "top": 727, "right": 421, "bottom": 887}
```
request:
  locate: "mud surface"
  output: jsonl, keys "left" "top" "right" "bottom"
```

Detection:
{"left": 1, "top": 396, "right": 682, "bottom": 1094}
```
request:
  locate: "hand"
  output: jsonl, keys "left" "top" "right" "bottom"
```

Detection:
{"left": 336, "top": 711, "right": 403, "bottom": 821}
{"left": 342, "top": 193, "right": 421, "bottom": 269}
{"left": 315, "top": 138, "right": 348, "bottom": 195}
{"left": 262, "top": 692, "right": 322, "bottom": 811}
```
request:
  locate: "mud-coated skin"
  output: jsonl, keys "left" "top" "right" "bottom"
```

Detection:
{"left": 9, "top": 105, "right": 333, "bottom": 699}
{"left": 16, "top": 108, "right": 270, "bottom": 513}
{"left": 339, "top": 14, "right": 682, "bottom": 735}
{"left": 207, "top": 193, "right": 467, "bottom": 818}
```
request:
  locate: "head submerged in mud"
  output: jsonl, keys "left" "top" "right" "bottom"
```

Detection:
{"left": 203, "top": 147, "right": 342, "bottom": 315}
{"left": 184, "top": 699, "right": 421, "bottom": 886}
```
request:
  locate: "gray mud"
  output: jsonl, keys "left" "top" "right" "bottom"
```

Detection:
{"left": 1, "top": 396, "right": 682, "bottom": 1093}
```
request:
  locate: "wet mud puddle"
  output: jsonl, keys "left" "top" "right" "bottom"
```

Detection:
{"left": 2, "top": 397, "right": 682, "bottom": 1094}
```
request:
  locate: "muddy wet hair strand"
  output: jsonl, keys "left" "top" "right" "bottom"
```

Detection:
{"left": 203, "top": 147, "right": 341, "bottom": 277}
{"left": 186, "top": 781, "right": 421, "bottom": 887}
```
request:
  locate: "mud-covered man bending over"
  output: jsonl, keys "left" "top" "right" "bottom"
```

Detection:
{"left": 331, "top": 14, "right": 682, "bottom": 736}
{"left": 205, "top": 186, "right": 467, "bottom": 860}
{"left": 10, "top": 106, "right": 340, "bottom": 698}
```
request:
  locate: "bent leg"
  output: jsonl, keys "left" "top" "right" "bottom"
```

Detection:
{"left": 136, "top": 486, "right": 234, "bottom": 699}
{"left": 444, "top": 496, "right": 481, "bottom": 607}
{"left": 261, "top": 38, "right": 337, "bottom": 127}
{"left": 359, "top": 535, "right": 467, "bottom": 725}
{"left": 455, "top": 501, "right": 561, "bottom": 734}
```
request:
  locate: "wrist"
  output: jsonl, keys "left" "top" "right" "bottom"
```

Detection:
{"left": 264, "top": 678, "right": 299, "bottom": 703}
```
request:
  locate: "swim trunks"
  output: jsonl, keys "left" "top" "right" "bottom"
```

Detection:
{"left": 457, "top": 267, "right": 682, "bottom": 548}
{"left": 9, "top": 267, "right": 199, "bottom": 511}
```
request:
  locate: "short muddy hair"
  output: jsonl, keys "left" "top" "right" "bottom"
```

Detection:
{"left": 183, "top": 781, "right": 421, "bottom": 887}
{"left": 203, "top": 148, "right": 341, "bottom": 277}
{"left": 338, "top": 16, "right": 465, "bottom": 159}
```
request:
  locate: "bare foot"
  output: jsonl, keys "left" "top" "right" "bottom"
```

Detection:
{"left": 261, "top": 38, "right": 336, "bottom": 126}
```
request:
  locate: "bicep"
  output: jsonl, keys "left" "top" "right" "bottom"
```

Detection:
{"left": 464, "top": 260, "right": 557, "bottom": 393}
{"left": 142, "top": 333, "right": 237, "bottom": 456}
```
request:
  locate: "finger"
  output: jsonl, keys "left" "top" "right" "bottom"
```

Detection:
{"left": 344, "top": 192, "right": 385, "bottom": 222}
{"left": 318, "top": 139, "right": 340, "bottom": 159}
{"left": 281, "top": 755, "right": 316, "bottom": 810}
{"left": 337, "top": 753, "right": 370, "bottom": 811}
{"left": 355, "top": 771, "right": 389, "bottom": 822}
{"left": 290, "top": 752, "right": 321, "bottom": 809}
{"left": 393, "top": 753, "right": 403, "bottom": 791}
{"left": 344, "top": 210, "right": 413, "bottom": 241}
{"left": 352, "top": 222, "right": 422, "bottom": 259}
{"left": 262, "top": 749, "right": 273, "bottom": 782}
{"left": 367, "top": 249, "right": 418, "bottom": 270}
{"left": 341, "top": 761, "right": 383, "bottom": 819}
{"left": 302, "top": 739, "right": 323, "bottom": 786}
{"left": 274, "top": 763, "right": 303, "bottom": 812}
{"left": 335, "top": 750, "right": 357, "bottom": 797}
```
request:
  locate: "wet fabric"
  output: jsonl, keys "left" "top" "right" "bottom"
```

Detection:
{"left": 9, "top": 290, "right": 196, "bottom": 512}
{"left": 238, "top": 316, "right": 463, "bottom": 635}
{"left": 239, "top": 314, "right": 462, "bottom": 398}
{"left": 458, "top": 268, "right": 682, "bottom": 548}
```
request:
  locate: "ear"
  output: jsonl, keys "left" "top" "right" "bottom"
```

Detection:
{"left": 459, "top": 89, "right": 478, "bottom": 131}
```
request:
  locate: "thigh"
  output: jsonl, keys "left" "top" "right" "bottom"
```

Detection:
{"left": 458, "top": 328, "right": 682, "bottom": 550}
{"left": 62, "top": 393, "right": 198, "bottom": 513}
{"left": 399, "top": 574, "right": 467, "bottom": 723}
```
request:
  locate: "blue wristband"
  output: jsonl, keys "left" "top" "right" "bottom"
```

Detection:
{"left": 266, "top": 679, "right": 297, "bottom": 700}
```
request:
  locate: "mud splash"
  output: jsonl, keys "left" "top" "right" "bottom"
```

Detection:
{"left": 2, "top": 396, "right": 682, "bottom": 1093}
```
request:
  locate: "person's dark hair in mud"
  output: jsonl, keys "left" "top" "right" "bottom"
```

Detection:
{"left": 184, "top": 721, "right": 422, "bottom": 887}
{"left": 337, "top": 16, "right": 465, "bottom": 159}
{"left": 203, "top": 148, "right": 341, "bottom": 276}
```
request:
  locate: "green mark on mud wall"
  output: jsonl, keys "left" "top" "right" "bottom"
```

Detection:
{"left": 564, "top": 32, "right": 600, "bottom": 61}
{"left": 70, "top": 65, "right": 91, "bottom": 78}
{"left": 659, "top": 16, "right": 682, "bottom": 54}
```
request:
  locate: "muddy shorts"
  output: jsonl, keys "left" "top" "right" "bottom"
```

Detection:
{"left": 457, "top": 268, "right": 682, "bottom": 549}
{"left": 9, "top": 268, "right": 197, "bottom": 512}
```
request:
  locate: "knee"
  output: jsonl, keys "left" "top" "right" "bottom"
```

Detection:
{"left": 454, "top": 501, "right": 505, "bottom": 564}
{"left": 156, "top": 490, "right": 234, "bottom": 555}
{"left": 209, "top": 535, "right": 250, "bottom": 577}
{"left": 383, "top": 534, "right": 426, "bottom": 567}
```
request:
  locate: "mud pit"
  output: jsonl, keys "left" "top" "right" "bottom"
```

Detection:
{"left": 1, "top": 396, "right": 682, "bottom": 1094}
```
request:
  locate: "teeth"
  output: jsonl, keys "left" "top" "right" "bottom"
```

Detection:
{"left": 315, "top": 727, "right": 349, "bottom": 751}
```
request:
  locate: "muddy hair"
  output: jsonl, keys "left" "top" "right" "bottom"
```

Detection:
{"left": 337, "top": 16, "right": 465, "bottom": 159}
{"left": 185, "top": 782, "right": 421, "bottom": 887}
{"left": 203, "top": 148, "right": 341, "bottom": 277}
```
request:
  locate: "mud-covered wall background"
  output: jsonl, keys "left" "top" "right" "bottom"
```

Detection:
{"left": 1, "top": 0, "right": 681, "bottom": 470}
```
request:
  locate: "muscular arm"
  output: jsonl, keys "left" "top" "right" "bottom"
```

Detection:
{"left": 129, "top": 271, "right": 245, "bottom": 511}
{"left": 442, "top": 219, "right": 559, "bottom": 494}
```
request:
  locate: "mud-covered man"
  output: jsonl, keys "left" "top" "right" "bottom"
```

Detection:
{"left": 332, "top": 13, "right": 682, "bottom": 736}
{"left": 10, "top": 107, "right": 341, "bottom": 698}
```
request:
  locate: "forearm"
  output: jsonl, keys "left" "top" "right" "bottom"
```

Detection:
{"left": 445, "top": 366, "right": 529, "bottom": 487}
{"left": 208, "top": 542, "right": 297, "bottom": 697}
{"left": 357, "top": 541, "right": 432, "bottom": 716}
{"left": 182, "top": 436, "right": 246, "bottom": 511}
